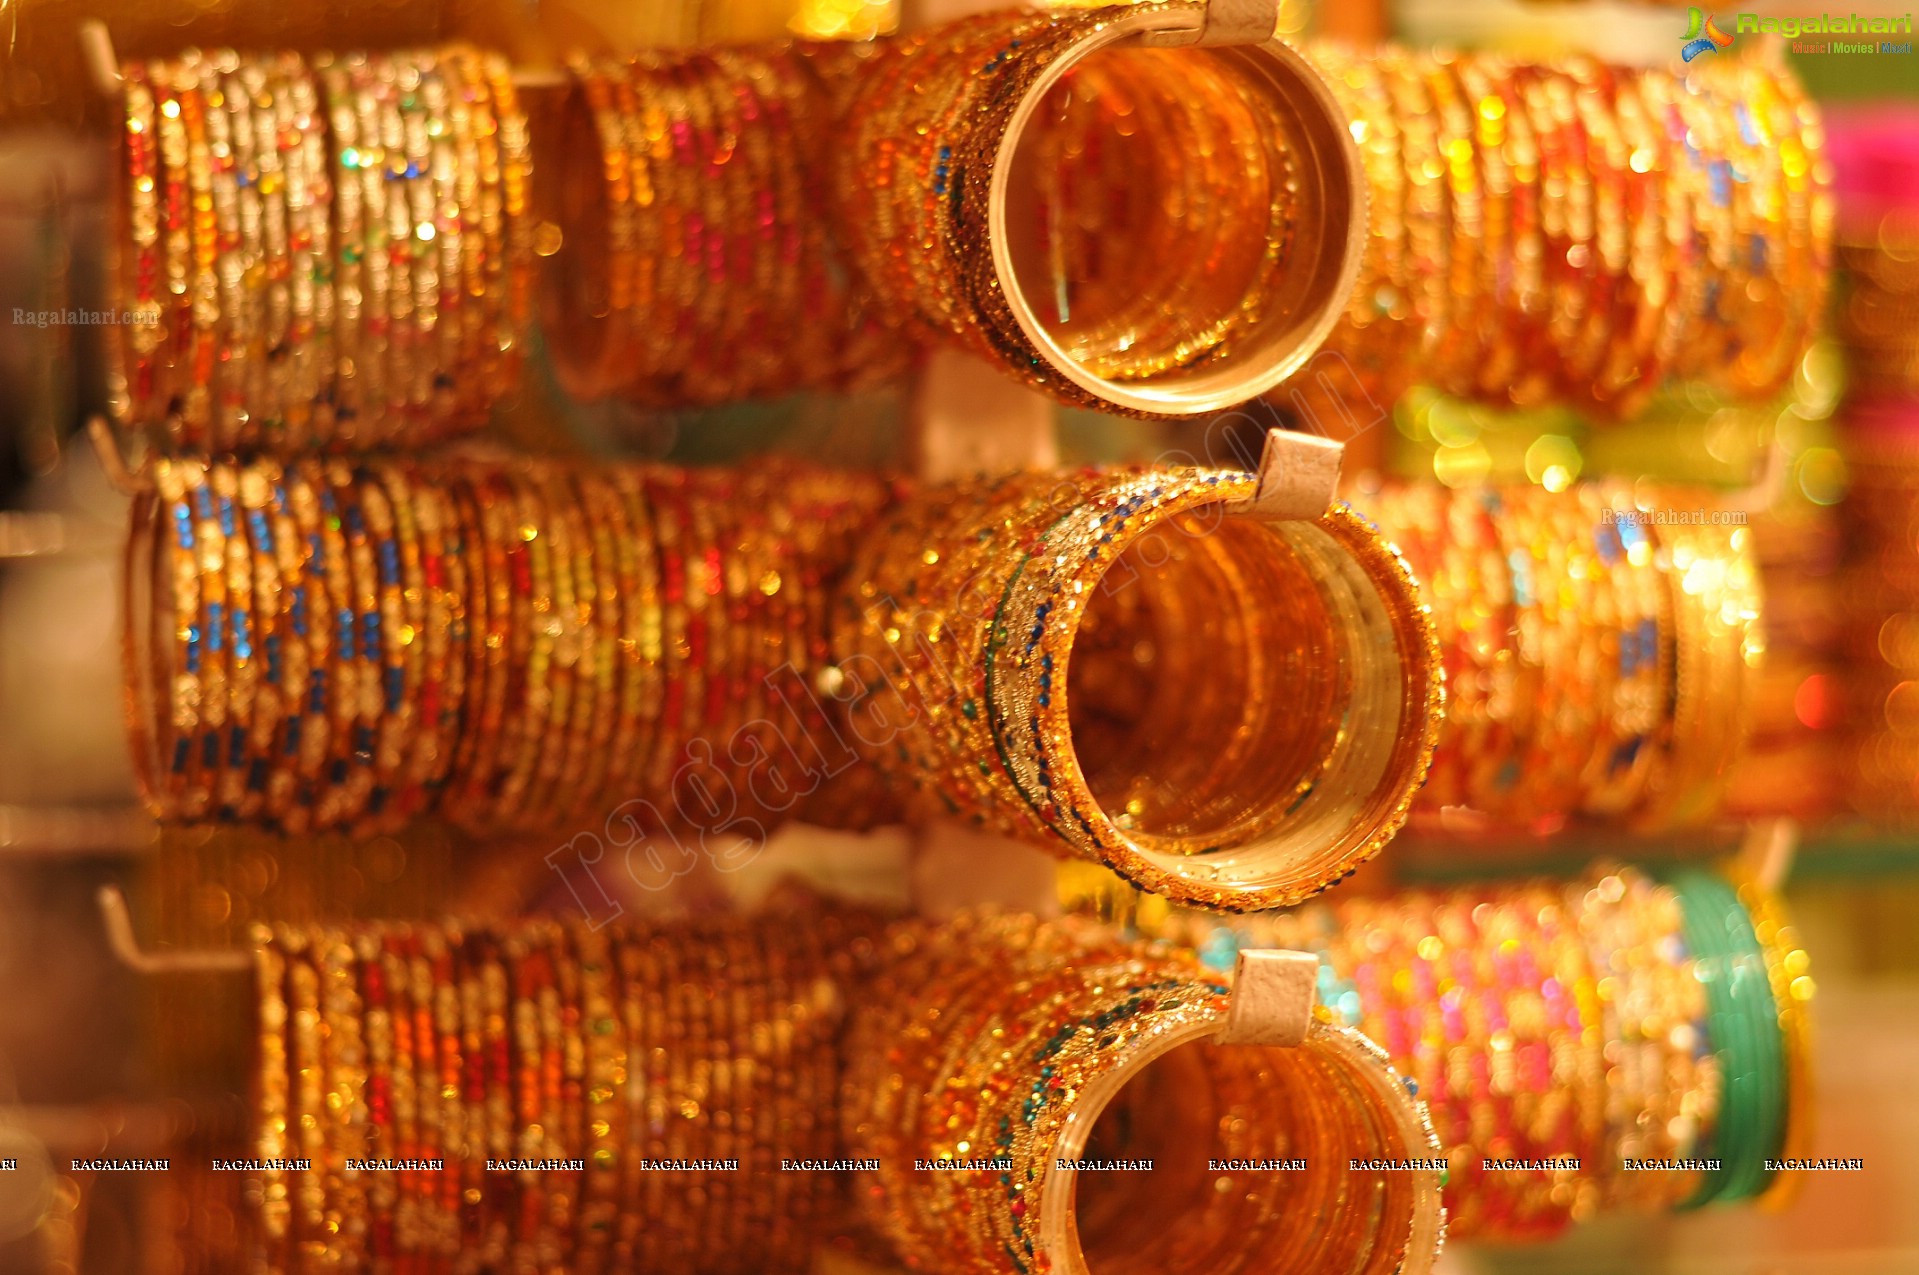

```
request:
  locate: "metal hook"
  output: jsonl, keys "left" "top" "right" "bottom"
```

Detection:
{"left": 1715, "top": 437, "right": 1788, "bottom": 516}
{"left": 0, "top": 804, "right": 156, "bottom": 853}
{"left": 97, "top": 884, "right": 251, "bottom": 975}
{"left": 87, "top": 417, "right": 150, "bottom": 497}
{"left": 1739, "top": 818, "right": 1799, "bottom": 895}
{"left": 79, "top": 20, "right": 121, "bottom": 99}
{"left": 1138, "top": 0, "right": 1284, "bottom": 48}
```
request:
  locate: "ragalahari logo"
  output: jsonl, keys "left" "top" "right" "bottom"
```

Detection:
{"left": 1682, "top": 7, "right": 1735, "bottom": 59}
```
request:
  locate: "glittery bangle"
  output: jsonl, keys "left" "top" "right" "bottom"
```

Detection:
{"left": 115, "top": 65, "right": 165, "bottom": 431}
{"left": 180, "top": 57, "right": 223, "bottom": 446}
{"left": 1740, "top": 879, "right": 1814, "bottom": 1212}
{"left": 840, "top": 914, "right": 1445, "bottom": 1275}
{"left": 170, "top": 458, "right": 226, "bottom": 823}
{"left": 832, "top": 3, "right": 1363, "bottom": 418}
{"left": 1135, "top": 863, "right": 1783, "bottom": 1238}
{"left": 283, "top": 927, "right": 329, "bottom": 1259}
{"left": 279, "top": 462, "right": 335, "bottom": 832}
{"left": 839, "top": 467, "right": 1441, "bottom": 912}
{"left": 1638, "top": 519, "right": 1762, "bottom": 831}
{"left": 327, "top": 461, "right": 383, "bottom": 829}
{"left": 250, "top": 924, "right": 294, "bottom": 1251}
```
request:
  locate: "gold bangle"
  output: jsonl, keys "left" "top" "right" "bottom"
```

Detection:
{"left": 841, "top": 914, "right": 1445, "bottom": 1275}
{"left": 838, "top": 467, "right": 1441, "bottom": 912}
{"left": 833, "top": 4, "right": 1363, "bottom": 418}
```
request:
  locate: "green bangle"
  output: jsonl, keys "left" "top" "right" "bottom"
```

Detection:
{"left": 1672, "top": 871, "right": 1784, "bottom": 1209}
{"left": 1674, "top": 872, "right": 1741, "bottom": 1209}
{"left": 1717, "top": 875, "right": 1787, "bottom": 1202}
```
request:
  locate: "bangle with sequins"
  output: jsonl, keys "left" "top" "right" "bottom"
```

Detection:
{"left": 829, "top": 3, "right": 1363, "bottom": 418}
{"left": 127, "top": 453, "right": 895, "bottom": 839}
{"left": 1359, "top": 478, "right": 1757, "bottom": 833}
{"left": 1284, "top": 45, "right": 1829, "bottom": 425}
{"left": 834, "top": 466, "right": 1442, "bottom": 912}
{"left": 840, "top": 912, "right": 1445, "bottom": 1275}
{"left": 116, "top": 47, "right": 530, "bottom": 454}
{"left": 1131, "top": 864, "right": 1806, "bottom": 1240}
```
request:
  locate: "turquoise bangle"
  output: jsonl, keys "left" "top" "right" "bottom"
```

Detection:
{"left": 1717, "top": 876, "right": 1787, "bottom": 1203}
{"left": 1672, "top": 872, "right": 1785, "bottom": 1209}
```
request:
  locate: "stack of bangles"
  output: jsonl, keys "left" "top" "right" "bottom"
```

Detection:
{"left": 129, "top": 459, "right": 1449, "bottom": 920}
{"left": 1131, "top": 864, "right": 1814, "bottom": 1241}
{"left": 820, "top": 8, "right": 1827, "bottom": 419}
{"left": 123, "top": 453, "right": 895, "bottom": 837}
{"left": 117, "top": 48, "right": 532, "bottom": 453}
{"left": 844, "top": 912, "right": 1446, "bottom": 1275}
{"left": 118, "top": 24, "right": 1829, "bottom": 429}
{"left": 1293, "top": 45, "right": 1831, "bottom": 422}
{"left": 240, "top": 909, "right": 1446, "bottom": 1274}
{"left": 827, "top": 2, "right": 1365, "bottom": 418}
{"left": 247, "top": 906, "right": 885, "bottom": 1272}
{"left": 541, "top": 48, "right": 909, "bottom": 405}
{"left": 834, "top": 466, "right": 1445, "bottom": 912}
{"left": 1355, "top": 478, "right": 1763, "bottom": 834}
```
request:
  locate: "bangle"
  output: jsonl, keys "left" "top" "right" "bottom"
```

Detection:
{"left": 837, "top": 467, "right": 1440, "bottom": 912}
{"left": 242, "top": 54, "right": 297, "bottom": 448}
{"left": 155, "top": 457, "right": 221, "bottom": 823}
{"left": 315, "top": 51, "right": 376, "bottom": 442}
{"left": 1739, "top": 879, "right": 1815, "bottom": 1211}
{"left": 114, "top": 64, "right": 164, "bottom": 433}
{"left": 840, "top": 913, "right": 1445, "bottom": 1275}
{"left": 329, "top": 460, "right": 384, "bottom": 829}
{"left": 831, "top": 4, "right": 1362, "bottom": 418}
{"left": 1278, "top": 44, "right": 1414, "bottom": 423}
{"left": 149, "top": 56, "right": 194, "bottom": 445}
{"left": 312, "top": 929, "right": 368, "bottom": 1263}
{"left": 1133, "top": 863, "right": 1792, "bottom": 1237}
{"left": 250, "top": 924, "right": 294, "bottom": 1252}
{"left": 284, "top": 926, "right": 329, "bottom": 1260}
{"left": 1638, "top": 518, "right": 1763, "bottom": 830}
{"left": 117, "top": 47, "right": 529, "bottom": 454}
{"left": 1361, "top": 479, "right": 1756, "bottom": 832}
{"left": 1672, "top": 871, "right": 1783, "bottom": 1209}
{"left": 280, "top": 460, "right": 335, "bottom": 833}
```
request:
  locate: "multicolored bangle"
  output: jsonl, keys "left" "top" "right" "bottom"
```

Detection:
{"left": 115, "top": 46, "right": 530, "bottom": 454}
{"left": 835, "top": 466, "right": 1442, "bottom": 912}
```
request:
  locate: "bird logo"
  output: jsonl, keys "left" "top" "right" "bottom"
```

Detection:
{"left": 1681, "top": 7, "right": 1734, "bottom": 60}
